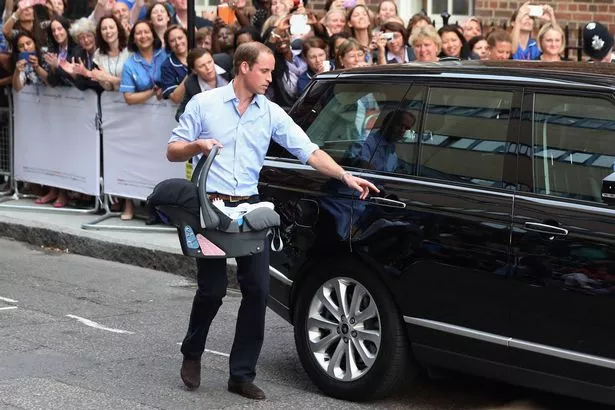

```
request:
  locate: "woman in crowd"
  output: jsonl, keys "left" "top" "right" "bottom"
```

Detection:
{"left": 468, "top": 35, "right": 489, "bottom": 60}
{"left": 217, "top": 24, "right": 235, "bottom": 56}
{"left": 511, "top": 3, "right": 554, "bottom": 60}
{"left": 462, "top": 16, "right": 482, "bottom": 42}
{"left": 376, "top": 21, "right": 411, "bottom": 64}
{"left": 335, "top": 37, "right": 366, "bottom": 69}
{"left": 160, "top": 25, "right": 188, "bottom": 103}
{"left": 438, "top": 25, "right": 473, "bottom": 60}
{"left": 195, "top": 27, "right": 212, "bottom": 51}
{"left": 120, "top": 20, "right": 167, "bottom": 104}
{"left": 375, "top": 0, "right": 398, "bottom": 27}
{"left": 3, "top": 1, "right": 46, "bottom": 45}
{"left": 146, "top": 1, "right": 171, "bottom": 46}
{"left": 347, "top": 4, "right": 372, "bottom": 52}
{"left": 175, "top": 47, "right": 228, "bottom": 121}
{"left": 536, "top": 22, "right": 565, "bottom": 61}
{"left": 327, "top": 32, "right": 349, "bottom": 70}
{"left": 11, "top": 31, "right": 48, "bottom": 91}
{"left": 297, "top": 36, "right": 327, "bottom": 94}
{"left": 409, "top": 24, "right": 440, "bottom": 63}
{"left": 271, "top": 0, "right": 292, "bottom": 18}
{"left": 112, "top": 0, "right": 133, "bottom": 35}
{"left": 45, "top": 16, "right": 82, "bottom": 87}
{"left": 234, "top": 26, "right": 261, "bottom": 48}
{"left": 321, "top": 8, "right": 346, "bottom": 39}
{"left": 91, "top": 15, "right": 131, "bottom": 91}
{"left": 487, "top": 29, "right": 513, "bottom": 60}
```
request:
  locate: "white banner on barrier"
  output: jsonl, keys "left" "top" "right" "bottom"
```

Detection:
{"left": 13, "top": 85, "right": 100, "bottom": 195}
{"left": 101, "top": 93, "right": 184, "bottom": 201}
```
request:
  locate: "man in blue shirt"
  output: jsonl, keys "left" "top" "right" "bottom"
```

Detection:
{"left": 167, "top": 41, "right": 377, "bottom": 400}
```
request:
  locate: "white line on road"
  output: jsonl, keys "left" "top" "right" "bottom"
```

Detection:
{"left": 65, "top": 314, "right": 135, "bottom": 334}
{"left": 0, "top": 306, "right": 17, "bottom": 311}
{"left": 0, "top": 296, "right": 18, "bottom": 303}
{"left": 176, "top": 343, "right": 230, "bottom": 358}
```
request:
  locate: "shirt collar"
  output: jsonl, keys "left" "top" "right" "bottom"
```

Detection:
{"left": 222, "top": 80, "right": 264, "bottom": 108}
{"left": 169, "top": 53, "right": 186, "bottom": 68}
{"left": 133, "top": 48, "right": 164, "bottom": 63}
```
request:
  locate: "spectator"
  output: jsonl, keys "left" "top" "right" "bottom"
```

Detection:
{"left": 438, "top": 25, "right": 473, "bottom": 60}
{"left": 297, "top": 36, "right": 326, "bottom": 94}
{"left": 120, "top": 20, "right": 167, "bottom": 104}
{"left": 321, "top": 8, "right": 345, "bottom": 39}
{"left": 405, "top": 12, "right": 430, "bottom": 37}
{"left": 91, "top": 15, "right": 130, "bottom": 91}
{"left": 11, "top": 31, "right": 48, "bottom": 91}
{"left": 160, "top": 24, "right": 188, "bottom": 103}
{"left": 46, "top": 0, "right": 66, "bottom": 18}
{"left": 195, "top": 26, "right": 212, "bottom": 51}
{"left": 168, "top": 0, "right": 210, "bottom": 29}
{"left": 45, "top": 16, "right": 82, "bottom": 87}
{"left": 511, "top": 3, "right": 555, "bottom": 60}
{"left": 146, "top": 1, "right": 171, "bottom": 46}
{"left": 251, "top": 0, "right": 271, "bottom": 32}
{"left": 347, "top": 4, "right": 372, "bottom": 51}
{"left": 112, "top": 0, "right": 132, "bottom": 34}
{"left": 335, "top": 37, "right": 366, "bottom": 69}
{"left": 175, "top": 47, "right": 227, "bottom": 121}
{"left": 327, "top": 31, "right": 349, "bottom": 69}
{"left": 409, "top": 24, "right": 440, "bottom": 63}
{"left": 536, "top": 22, "right": 565, "bottom": 61}
{"left": 375, "top": 0, "right": 397, "bottom": 28}
{"left": 271, "top": 0, "right": 291, "bottom": 18}
{"left": 582, "top": 21, "right": 614, "bottom": 63}
{"left": 65, "top": 17, "right": 102, "bottom": 90}
{"left": 376, "top": 21, "right": 411, "bottom": 64}
{"left": 487, "top": 29, "right": 512, "bottom": 60}
{"left": 3, "top": 1, "right": 46, "bottom": 45}
{"left": 217, "top": 24, "right": 235, "bottom": 56}
{"left": 468, "top": 35, "right": 488, "bottom": 60}
{"left": 462, "top": 16, "right": 481, "bottom": 42}
{"left": 234, "top": 25, "right": 261, "bottom": 49}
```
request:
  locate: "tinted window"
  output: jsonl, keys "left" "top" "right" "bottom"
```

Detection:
{"left": 531, "top": 94, "right": 615, "bottom": 203}
{"left": 295, "top": 82, "right": 410, "bottom": 166}
{"left": 418, "top": 87, "right": 514, "bottom": 188}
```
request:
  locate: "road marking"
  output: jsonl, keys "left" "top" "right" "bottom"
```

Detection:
{"left": 65, "top": 315, "right": 135, "bottom": 334}
{"left": 0, "top": 306, "right": 17, "bottom": 311}
{"left": 0, "top": 296, "right": 18, "bottom": 303}
{"left": 176, "top": 343, "right": 230, "bottom": 358}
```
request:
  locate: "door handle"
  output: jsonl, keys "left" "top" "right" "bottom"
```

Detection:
{"left": 524, "top": 222, "right": 568, "bottom": 236}
{"left": 369, "top": 196, "right": 406, "bottom": 208}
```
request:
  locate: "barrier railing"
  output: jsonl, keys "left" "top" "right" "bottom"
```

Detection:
{"left": 0, "top": 88, "right": 13, "bottom": 197}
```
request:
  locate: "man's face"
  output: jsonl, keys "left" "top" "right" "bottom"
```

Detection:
{"left": 242, "top": 52, "right": 275, "bottom": 95}
{"left": 113, "top": 2, "right": 130, "bottom": 23}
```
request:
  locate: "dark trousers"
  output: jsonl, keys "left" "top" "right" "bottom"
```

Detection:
{"left": 180, "top": 247, "right": 270, "bottom": 383}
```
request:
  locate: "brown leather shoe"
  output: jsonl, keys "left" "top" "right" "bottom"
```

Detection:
{"left": 180, "top": 358, "right": 201, "bottom": 390}
{"left": 227, "top": 380, "right": 266, "bottom": 400}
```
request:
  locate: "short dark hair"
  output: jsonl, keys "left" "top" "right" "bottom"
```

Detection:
{"left": 406, "top": 13, "right": 431, "bottom": 34}
{"left": 467, "top": 35, "right": 486, "bottom": 52}
{"left": 486, "top": 29, "right": 512, "bottom": 48}
{"left": 233, "top": 41, "right": 273, "bottom": 76}
{"left": 146, "top": 1, "right": 173, "bottom": 24}
{"left": 163, "top": 25, "right": 187, "bottom": 53}
{"left": 128, "top": 20, "right": 163, "bottom": 52}
{"left": 301, "top": 36, "right": 327, "bottom": 58}
{"left": 328, "top": 32, "right": 350, "bottom": 60}
{"left": 233, "top": 26, "right": 262, "bottom": 50}
{"left": 187, "top": 47, "right": 211, "bottom": 71}
{"left": 96, "top": 15, "right": 128, "bottom": 55}
{"left": 381, "top": 21, "right": 408, "bottom": 45}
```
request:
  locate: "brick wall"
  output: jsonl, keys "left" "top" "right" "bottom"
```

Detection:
{"left": 309, "top": 0, "right": 382, "bottom": 12}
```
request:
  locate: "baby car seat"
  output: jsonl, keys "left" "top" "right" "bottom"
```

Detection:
{"left": 147, "top": 146, "right": 281, "bottom": 258}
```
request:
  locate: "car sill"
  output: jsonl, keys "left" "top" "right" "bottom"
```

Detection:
{"left": 269, "top": 266, "right": 293, "bottom": 286}
{"left": 405, "top": 316, "right": 615, "bottom": 370}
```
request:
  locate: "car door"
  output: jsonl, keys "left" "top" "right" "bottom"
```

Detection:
{"left": 510, "top": 90, "right": 615, "bottom": 389}
{"left": 352, "top": 83, "right": 521, "bottom": 364}
{"left": 261, "top": 80, "right": 411, "bottom": 317}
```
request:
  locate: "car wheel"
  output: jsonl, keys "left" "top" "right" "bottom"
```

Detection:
{"left": 293, "top": 259, "right": 415, "bottom": 401}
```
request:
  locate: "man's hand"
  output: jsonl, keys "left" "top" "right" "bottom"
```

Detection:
{"left": 342, "top": 173, "right": 379, "bottom": 200}
{"left": 195, "top": 138, "right": 223, "bottom": 156}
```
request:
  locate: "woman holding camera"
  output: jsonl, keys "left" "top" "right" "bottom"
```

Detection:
{"left": 511, "top": 2, "right": 555, "bottom": 60}
{"left": 376, "top": 21, "right": 410, "bottom": 65}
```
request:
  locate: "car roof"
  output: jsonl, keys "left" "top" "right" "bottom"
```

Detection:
{"left": 322, "top": 60, "right": 615, "bottom": 91}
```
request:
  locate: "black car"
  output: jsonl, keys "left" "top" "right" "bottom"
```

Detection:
{"left": 260, "top": 61, "right": 615, "bottom": 405}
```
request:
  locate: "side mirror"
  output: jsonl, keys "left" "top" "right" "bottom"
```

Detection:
{"left": 601, "top": 172, "right": 615, "bottom": 206}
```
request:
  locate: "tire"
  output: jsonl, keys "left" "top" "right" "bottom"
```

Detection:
{"left": 293, "top": 258, "right": 416, "bottom": 401}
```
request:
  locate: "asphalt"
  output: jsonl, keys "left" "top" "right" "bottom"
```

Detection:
{"left": 0, "top": 196, "right": 239, "bottom": 287}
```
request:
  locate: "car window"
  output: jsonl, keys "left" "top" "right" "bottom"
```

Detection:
{"left": 360, "top": 87, "right": 424, "bottom": 175}
{"left": 418, "top": 87, "right": 514, "bottom": 189}
{"left": 532, "top": 94, "right": 615, "bottom": 203}
{"left": 297, "top": 82, "right": 410, "bottom": 167}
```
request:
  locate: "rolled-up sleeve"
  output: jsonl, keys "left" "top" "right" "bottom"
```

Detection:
{"left": 169, "top": 96, "right": 203, "bottom": 144}
{"left": 271, "top": 104, "right": 318, "bottom": 164}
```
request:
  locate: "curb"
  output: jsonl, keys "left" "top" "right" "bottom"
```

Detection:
{"left": 0, "top": 220, "right": 239, "bottom": 289}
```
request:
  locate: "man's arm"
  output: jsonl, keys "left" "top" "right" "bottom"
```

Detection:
{"left": 167, "top": 138, "right": 222, "bottom": 162}
{"left": 307, "top": 149, "right": 378, "bottom": 200}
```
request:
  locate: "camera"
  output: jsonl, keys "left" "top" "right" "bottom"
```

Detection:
{"left": 528, "top": 5, "right": 543, "bottom": 17}
{"left": 381, "top": 32, "right": 395, "bottom": 41}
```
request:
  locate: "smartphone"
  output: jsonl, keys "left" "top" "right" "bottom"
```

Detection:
{"left": 322, "top": 60, "right": 331, "bottom": 72}
{"left": 528, "top": 5, "right": 543, "bottom": 17}
{"left": 18, "top": 51, "right": 34, "bottom": 62}
{"left": 217, "top": 3, "right": 236, "bottom": 26}
{"left": 343, "top": 0, "right": 357, "bottom": 8}
{"left": 290, "top": 14, "right": 309, "bottom": 36}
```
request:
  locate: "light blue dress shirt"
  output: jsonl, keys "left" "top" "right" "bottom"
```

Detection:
{"left": 168, "top": 81, "right": 319, "bottom": 196}
{"left": 120, "top": 49, "right": 169, "bottom": 93}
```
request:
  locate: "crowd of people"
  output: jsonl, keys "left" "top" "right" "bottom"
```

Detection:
{"left": 0, "top": 0, "right": 613, "bottom": 214}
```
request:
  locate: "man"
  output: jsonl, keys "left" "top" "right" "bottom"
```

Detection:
{"left": 583, "top": 21, "right": 615, "bottom": 63}
{"left": 167, "top": 41, "right": 378, "bottom": 400}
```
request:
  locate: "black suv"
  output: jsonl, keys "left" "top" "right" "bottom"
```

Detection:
{"left": 260, "top": 61, "right": 615, "bottom": 405}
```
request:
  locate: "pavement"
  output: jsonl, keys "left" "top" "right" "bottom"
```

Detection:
{"left": 0, "top": 196, "right": 239, "bottom": 287}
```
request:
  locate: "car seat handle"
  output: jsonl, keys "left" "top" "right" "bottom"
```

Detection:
{"left": 197, "top": 145, "right": 221, "bottom": 229}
